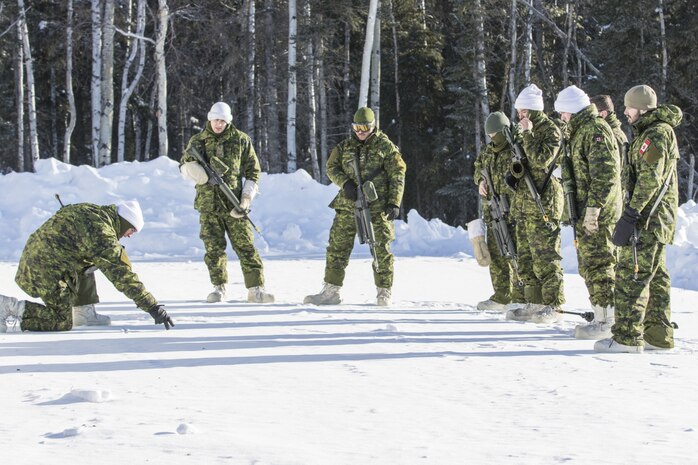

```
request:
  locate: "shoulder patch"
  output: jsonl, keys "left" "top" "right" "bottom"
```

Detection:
{"left": 594, "top": 134, "right": 604, "bottom": 143}
{"left": 639, "top": 138, "right": 661, "bottom": 164}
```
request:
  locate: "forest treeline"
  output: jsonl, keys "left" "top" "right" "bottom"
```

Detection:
{"left": 1, "top": 0, "right": 696, "bottom": 227}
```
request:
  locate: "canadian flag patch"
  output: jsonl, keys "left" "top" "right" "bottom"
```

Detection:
{"left": 639, "top": 138, "right": 651, "bottom": 155}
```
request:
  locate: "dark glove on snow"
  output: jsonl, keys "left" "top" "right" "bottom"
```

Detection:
{"left": 148, "top": 304, "right": 174, "bottom": 330}
{"left": 612, "top": 207, "right": 641, "bottom": 247}
{"left": 384, "top": 205, "right": 400, "bottom": 220}
{"left": 343, "top": 180, "right": 358, "bottom": 201}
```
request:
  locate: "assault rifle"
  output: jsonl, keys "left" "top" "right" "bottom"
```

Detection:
{"left": 559, "top": 138, "right": 579, "bottom": 248}
{"left": 186, "top": 145, "right": 262, "bottom": 235}
{"left": 351, "top": 155, "right": 380, "bottom": 271}
{"left": 502, "top": 124, "right": 555, "bottom": 230}
{"left": 481, "top": 167, "right": 523, "bottom": 287}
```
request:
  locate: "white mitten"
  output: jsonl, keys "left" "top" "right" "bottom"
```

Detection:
{"left": 180, "top": 162, "right": 208, "bottom": 185}
{"left": 467, "top": 218, "right": 491, "bottom": 267}
{"left": 582, "top": 206, "right": 601, "bottom": 235}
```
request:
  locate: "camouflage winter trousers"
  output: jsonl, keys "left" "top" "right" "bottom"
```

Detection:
{"left": 575, "top": 222, "right": 617, "bottom": 308}
{"left": 612, "top": 239, "right": 674, "bottom": 348}
{"left": 515, "top": 220, "right": 565, "bottom": 307}
{"left": 200, "top": 211, "right": 264, "bottom": 288}
{"left": 324, "top": 209, "right": 395, "bottom": 288}
{"left": 486, "top": 218, "right": 524, "bottom": 304}
{"left": 20, "top": 268, "right": 99, "bottom": 331}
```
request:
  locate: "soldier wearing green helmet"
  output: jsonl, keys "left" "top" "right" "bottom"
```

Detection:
{"left": 473, "top": 111, "right": 525, "bottom": 311}
{"left": 304, "top": 106, "right": 406, "bottom": 306}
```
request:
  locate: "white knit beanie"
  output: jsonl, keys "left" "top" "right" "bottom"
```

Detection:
{"left": 207, "top": 102, "right": 233, "bottom": 124}
{"left": 116, "top": 200, "right": 145, "bottom": 232}
{"left": 514, "top": 84, "right": 545, "bottom": 111}
{"left": 554, "top": 85, "right": 591, "bottom": 114}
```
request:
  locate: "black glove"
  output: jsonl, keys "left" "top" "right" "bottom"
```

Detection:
{"left": 148, "top": 304, "right": 174, "bottom": 330}
{"left": 384, "top": 204, "right": 400, "bottom": 220}
{"left": 505, "top": 173, "right": 518, "bottom": 190}
{"left": 342, "top": 180, "right": 358, "bottom": 201}
{"left": 612, "top": 207, "right": 641, "bottom": 247}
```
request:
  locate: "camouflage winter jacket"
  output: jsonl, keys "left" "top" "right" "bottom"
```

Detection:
{"left": 326, "top": 129, "right": 406, "bottom": 213}
{"left": 510, "top": 110, "right": 563, "bottom": 223}
{"left": 625, "top": 104, "right": 682, "bottom": 244}
{"left": 15, "top": 203, "right": 158, "bottom": 311}
{"left": 566, "top": 104, "right": 622, "bottom": 225}
{"left": 181, "top": 122, "right": 261, "bottom": 214}
{"left": 474, "top": 134, "right": 515, "bottom": 222}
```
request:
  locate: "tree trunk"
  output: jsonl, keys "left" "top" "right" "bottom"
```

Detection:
{"left": 358, "top": 0, "right": 379, "bottom": 108}
{"left": 91, "top": 0, "right": 102, "bottom": 166}
{"left": 246, "top": 0, "right": 256, "bottom": 139}
{"left": 387, "top": 0, "right": 401, "bottom": 148}
{"left": 155, "top": 0, "right": 169, "bottom": 158}
{"left": 99, "top": 0, "right": 115, "bottom": 166}
{"left": 286, "top": 0, "right": 297, "bottom": 172}
{"left": 117, "top": 0, "right": 146, "bottom": 163}
{"left": 561, "top": 1, "right": 573, "bottom": 87}
{"left": 263, "top": 0, "right": 282, "bottom": 172}
{"left": 658, "top": 0, "right": 668, "bottom": 101}
{"left": 15, "top": 18, "right": 24, "bottom": 172}
{"left": 17, "top": 0, "right": 39, "bottom": 169}
{"left": 524, "top": 0, "right": 533, "bottom": 84}
{"left": 508, "top": 0, "right": 518, "bottom": 120}
{"left": 144, "top": 85, "right": 156, "bottom": 160}
{"left": 474, "top": 0, "right": 490, "bottom": 142}
{"left": 342, "top": 21, "right": 351, "bottom": 114}
{"left": 304, "top": 2, "right": 320, "bottom": 180}
{"left": 317, "top": 33, "right": 329, "bottom": 183}
{"left": 370, "top": 4, "right": 381, "bottom": 126}
{"left": 63, "top": 0, "right": 77, "bottom": 164}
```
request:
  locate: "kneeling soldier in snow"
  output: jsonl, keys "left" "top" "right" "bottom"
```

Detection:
{"left": 180, "top": 102, "right": 274, "bottom": 304}
{"left": 0, "top": 200, "right": 173, "bottom": 332}
{"left": 304, "top": 107, "right": 406, "bottom": 306}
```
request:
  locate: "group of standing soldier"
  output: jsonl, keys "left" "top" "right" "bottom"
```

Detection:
{"left": 0, "top": 88, "right": 681, "bottom": 355}
{"left": 474, "top": 83, "right": 681, "bottom": 354}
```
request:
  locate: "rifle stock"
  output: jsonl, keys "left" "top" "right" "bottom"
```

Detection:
{"left": 560, "top": 139, "right": 579, "bottom": 248}
{"left": 186, "top": 145, "right": 262, "bottom": 235}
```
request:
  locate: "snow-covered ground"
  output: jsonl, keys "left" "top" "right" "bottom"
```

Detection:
{"left": 1, "top": 158, "right": 698, "bottom": 464}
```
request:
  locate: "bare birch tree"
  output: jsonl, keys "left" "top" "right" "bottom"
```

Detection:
{"left": 370, "top": 3, "right": 381, "bottom": 125}
{"left": 246, "top": 0, "right": 256, "bottom": 139}
{"left": 287, "top": 0, "right": 297, "bottom": 172}
{"left": 358, "top": 0, "right": 379, "bottom": 108}
{"left": 155, "top": 0, "right": 169, "bottom": 158}
{"left": 473, "top": 0, "right": 490, "bottom": 151}
{"left": 117, "top": 0, "right": 147, "bottom": 162}
{"left": 304, "top": 2, "right": 320, "bottom": 180}
{"left": 658, "top": 0, "right": 668, "bottom": 101}
{"left": 91, "top": 0, "right": 102, "bottom": 166}
{"left": 15, "top": 16, "right": 24, "bottom": 171}
{"left": 17, "top": 0, "right": 39, "bottom": 168}
{"left": 63, "top": 0, "right": 77, "bottom": 164}
{"left": 98, "top": 0, "right": 115, "bottom": 166}
{"left": 508, "top": 0, "right": 518, "bottom": 120}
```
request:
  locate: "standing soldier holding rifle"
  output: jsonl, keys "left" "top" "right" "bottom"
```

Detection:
{"left": 179, "top": 102, "right": 274, "bottom": 304}
{"left": 473, "top": 111, "right": 524, "bottom": 311}
{"left": 555, "top": 85, "right": 622, "bottom": 339}
{"left": 595, "top": 85, "right": 681, "bottom": 353}
{"left": 505, "top": 84, "right": 565, "bottom": 324}
{"left": 304, "top": 107, "right": 406, "bottom": 306}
